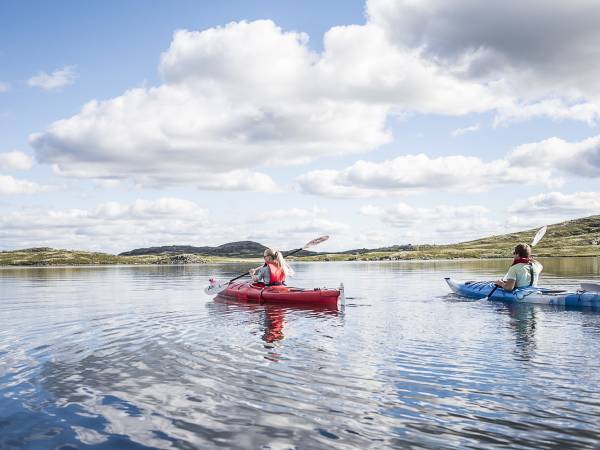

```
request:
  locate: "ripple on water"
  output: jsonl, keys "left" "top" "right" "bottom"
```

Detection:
{"left": 1, "top": 262, "right": 600, "bottom": 448}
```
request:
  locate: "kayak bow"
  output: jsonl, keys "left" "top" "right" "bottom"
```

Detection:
{"left": 445, "top": 278, "right": 600, "bottom": 307}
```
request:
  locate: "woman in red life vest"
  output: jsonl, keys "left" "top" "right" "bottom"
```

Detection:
{"left": 249, "top": 248, "right": 294, "bottom": 286}
{"left": 494, "top": 243, "right": 543, "bottom": 292}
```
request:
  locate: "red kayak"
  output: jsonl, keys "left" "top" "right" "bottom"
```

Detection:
{"left": 215, "top": 281, "right": 344, "bottom": 306}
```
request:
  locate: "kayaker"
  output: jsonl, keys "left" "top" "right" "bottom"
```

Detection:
{"left": 494, "top": 243, "right": 543, "bottom": 292}
{"left": 249, "top": 248, "right": 294, "bottom": 286}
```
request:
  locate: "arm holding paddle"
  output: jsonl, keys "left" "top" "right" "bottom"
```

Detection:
{"left": 249, "top": 265, "right": 268, "bottom": 283}
{"left": 494, "top": 278, "right": 516, "bottom": 292}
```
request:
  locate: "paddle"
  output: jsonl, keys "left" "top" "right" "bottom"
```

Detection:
{"left": 581, "top": 282, "right": 600, "bottom": 293}
{"left": 487, "top": 225, "right": 547, "bottom": 299}
{"left": 204, "top": 235, "right": 330, "bottom": 295}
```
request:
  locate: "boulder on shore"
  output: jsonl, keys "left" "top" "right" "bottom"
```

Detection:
{"left": 153, "top": 254, "right": 208, "bottom": 265}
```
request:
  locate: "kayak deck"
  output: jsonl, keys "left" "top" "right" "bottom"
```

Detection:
{"left": 215, "top": 281, "right": 344, "bottom": 306}
{"left": 445, "top": 278, "right": 600, "bottom": 307}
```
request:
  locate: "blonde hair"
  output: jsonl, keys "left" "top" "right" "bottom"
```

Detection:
{"left": 264, "top": 248, "right": 295, "bottom": 277}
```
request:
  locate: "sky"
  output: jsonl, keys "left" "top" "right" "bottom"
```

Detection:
{"left": 1, "top": 0, "right": 600, "bottom": 254}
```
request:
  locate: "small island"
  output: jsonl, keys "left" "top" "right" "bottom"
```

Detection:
{"left": 2, "top": 215, "right": 599, "bottom": 266}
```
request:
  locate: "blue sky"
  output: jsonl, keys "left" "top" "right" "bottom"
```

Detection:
{"left": 1, "top": 0, "right": 600, "bottom": 253}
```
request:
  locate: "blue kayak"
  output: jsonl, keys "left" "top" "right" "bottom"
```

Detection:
{"left": 445, "top": 278, "right": 600, "bottom": 307}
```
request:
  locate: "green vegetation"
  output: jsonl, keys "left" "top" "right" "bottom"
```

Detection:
{"left": 2, "top": 215, "right": 599, "bottom": 266}
{"left": 293, "top": 215, "right": 600, "bottom": 261}
{"left": 0, "top": 248, "right": 256, "bottom": 266}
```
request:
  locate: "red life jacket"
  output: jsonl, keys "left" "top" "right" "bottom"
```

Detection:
{"left": 266, "top": 262, "right": 285, "bottom": 285}
{"left": 512, "top": 257, "right": 533, "bottom": 266}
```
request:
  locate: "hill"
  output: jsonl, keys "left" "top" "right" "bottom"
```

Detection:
{"left": 119, "top": 241, "right": 268, "bottom": 257}
{"left": 0, "top": 247, "right": 217, "bottom": 266}
{"left": 1, "top": 215, "right": 599, "bottom": 265}
{"left": 299, "top": 215, "right": 600, "bottom": 261}
{"left": 440, "top": 215, "right": 600, "bottom": 258}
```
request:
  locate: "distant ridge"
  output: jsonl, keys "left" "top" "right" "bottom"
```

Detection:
{"left": 119, "top": 241, "right": 268, "bottom": 257}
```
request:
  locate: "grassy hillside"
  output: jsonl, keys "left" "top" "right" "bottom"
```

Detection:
{"left": 2, "top": 215, "right": 599, "bottom": 266}
{"left": 293, "top": 215, "right": 600, "bottom": 261}
{"left": 0, "top": 248, "right": 253, "bottom": 266}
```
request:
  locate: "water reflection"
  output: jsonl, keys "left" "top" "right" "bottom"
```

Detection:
{"left": 263, "top": 308, "right": 285, "bottom": 343}
{"left": 209, "top": 297, "right": 342, "bottom": 345}
{"left": 498, "top": 303, "right": 538, "bottom": 360}
{"left": 540, "top": 257, "right": 600, "bottom": 277}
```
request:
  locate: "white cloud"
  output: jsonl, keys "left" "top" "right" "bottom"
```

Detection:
{"left": 0, "top": 175, "right": 51, "bottom": 195}
{"left": 297, "top": 169, "right": 389, "bottom": 198}
{"left": 276, "top": 218, "right": 349, "bottom": 235}
{"left": 508, "top": 135, "right": 600, "bottom": 177}
{"left": 0, "top": 82, "right": 10, "bottom": 92}
{"left": 30, "top": 22, "right": 394, "bottom": 189}
{"left": 316, "top": 23, "right": 499, "bottom": 114}
{"left": 29, "top": 19, "right": 508, "bottom": 190}
{"left": 297, "top": 133, "right": 600, "bottom": 199}
{"left": 513, "top": 191, "right": 600, "bottom": 216}
{"left": 245, "top": 207, "right": 350, "bottom": 250}
{"left": 0, "top": 198, "right": 231, "bottom": 253}
{"left": 92, "top": 198, "right": 205, "bottom": 220}
{"left": 360, "top": 202, "right": 500, "bottom": 243}
{"left": 497, "top": 191, "right": 600, "bottom": 231}
{"left": 494, "top": 100, "right": 600, "bottom": 127}
{"left": 0, "top": 151, "right": 34, "bottom": 171}
{"left": 503, "top": 215, "right": 552, "bottom": 230}
{"left": 27, "top": 65, "right": 78, "bottom": 90}
{"left": 451, "top": 124, "right": 479, "bottom": 137}
{"left": 0, "top": 151, "right": 50, "bottom": 195}
{"left": 94, "top": 179, "right": 122, "bottom": 189}
{"left": 297, "top": 153, "right": 554, "bottom": 198}
{"left": 28, "top": 7, "right": 600, "bottom": 192}
{"left": 359, "top": 205, "right": 384, "bottom": 216}
{"left": 367, "top": 0, "right": 600, "bottom": 124}
{"left": 0, "top": 198, "right": 352, "bottom": 254}
{"left": 246, "top": 217, "right": 350, "bottom": 250}
{"left": 251, "top": 206, "right": 327, "bottom": 222}
{"left": 367, "top": 0, "right": 600, "bottom": 90}
{"left": 366, "top": 202, "right": 489, "bottom": 226}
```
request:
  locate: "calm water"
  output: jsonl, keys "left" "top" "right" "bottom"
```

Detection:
{"left": 1, "top": 258, "right": 600, "bottom": 449}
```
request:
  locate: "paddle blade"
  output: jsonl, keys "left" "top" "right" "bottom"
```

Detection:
{"left": 204, "top": 279, "right": 229, "bottom": 296}
{"left": 531, "top": 225, "right": 547, "bottom": 247}
{"left": 581, "top": 282, "right": 600, "bottom": 293}
{"left": 303, "top": 235, "right": 329, "bottom": 250}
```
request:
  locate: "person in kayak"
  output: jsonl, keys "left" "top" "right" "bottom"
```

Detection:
{"left": 494, "top": 243, "right": 543, "bottom": 292}
{"left": 249, "top": 248, "right": 294, "bottom": 286}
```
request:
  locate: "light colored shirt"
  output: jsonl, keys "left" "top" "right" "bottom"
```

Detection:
{"left": 253, "top": 265, "right": 270, "bottom": 284}
{"left": 504, "top": 261, "right": 543, "bottom": 288}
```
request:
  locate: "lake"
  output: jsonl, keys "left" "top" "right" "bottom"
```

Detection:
{"left": 1, "top": 258, "right": 600, "bottom": 449}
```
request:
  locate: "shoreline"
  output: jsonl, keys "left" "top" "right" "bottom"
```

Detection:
{"left": 1, "top": 254, "right": 599, "bottom": 268}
